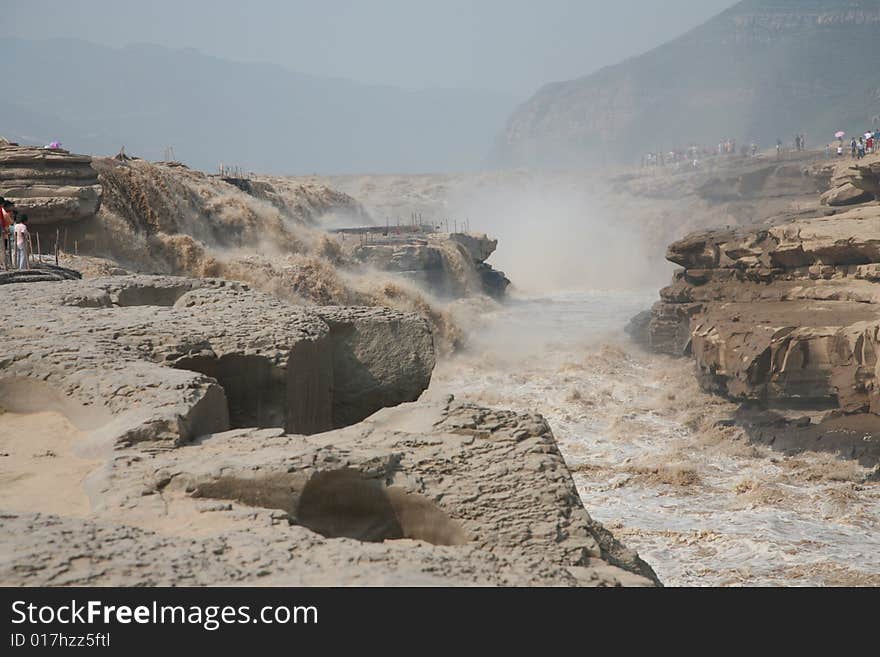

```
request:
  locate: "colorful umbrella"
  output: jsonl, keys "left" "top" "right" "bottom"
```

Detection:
{"left": 835, "top": 131, "right": 846, "bottom": 139}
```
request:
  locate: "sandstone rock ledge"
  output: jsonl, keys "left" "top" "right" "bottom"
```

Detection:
{"left": 0, "top": 144, "right": 102, "bottom": 225}
{"left": 0, "top": 274, "right": 658, "bottom": 586}
{"left": 0, "top": 275, "right": 434, "bottom": 445}
{"left": 639, "top": 205, "right": 880, "bottom": 466}
{"left": 0, "top": 399, "right": 658, "bottom": 586}
{"left": 351, "top": 232, "right": 511, "bottom": 299}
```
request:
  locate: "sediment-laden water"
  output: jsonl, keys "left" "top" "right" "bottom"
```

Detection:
{"left": 428, "top": 290, "right": 880, "bottom": 586}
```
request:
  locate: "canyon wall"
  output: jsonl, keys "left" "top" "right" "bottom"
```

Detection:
{"left": 636, "top": 153, "right": 880, "bottom": 466}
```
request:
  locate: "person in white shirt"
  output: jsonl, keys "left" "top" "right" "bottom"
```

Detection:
{"left": 14, "top": 214, "right": 29, "bottom": 270}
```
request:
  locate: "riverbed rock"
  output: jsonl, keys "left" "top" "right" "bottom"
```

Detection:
{"left": 0, "top": 397, "right": 658, "bottom": 586}
{"left": 0, "top": 275, "right": 434, "bottom": 446}
{"left": 0, "top": 272, "right": 657, "bottom": 586}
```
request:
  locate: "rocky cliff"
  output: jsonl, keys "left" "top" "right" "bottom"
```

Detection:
{"left": 496, "top": 0, "right": 880, "bottom": 167}
{"left": 637, "top": 154, "right": 880, "bottom": 466}
{"left": 0, "top": 142, "right": 101, "bottom": 224}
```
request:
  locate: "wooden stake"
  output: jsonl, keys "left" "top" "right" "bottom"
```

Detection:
{"left": 36, "top": 232, "right": 41, "bottom": 264}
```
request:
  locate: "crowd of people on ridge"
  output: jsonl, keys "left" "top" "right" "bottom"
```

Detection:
{"left": 642, "top": 127, "right": 880, "bottom": 169}
{"left": 849, "top": 130, "right": 878, "bottom": 159}
{"left": 820, "top": 130, "right": 879, "bottom": 159}
{"left": 641, "top": 139, "right": 760, "bottom": 170}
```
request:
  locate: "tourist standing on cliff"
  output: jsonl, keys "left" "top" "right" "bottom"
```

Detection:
{"left": 0, "top": 199, "right": 12, "bottom": 269}
{"left": 13, "top": 214, "right": 29, "bottom": 270}
{"left": 0, "top": 199, "right": 7, "bottom": 265}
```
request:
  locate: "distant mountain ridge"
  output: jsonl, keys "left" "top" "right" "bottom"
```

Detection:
{"left": 0, "top": 38, "right": 517, "bottom": 174}
{"left": 494, "top": 0, "right": 880, "bottom": 168}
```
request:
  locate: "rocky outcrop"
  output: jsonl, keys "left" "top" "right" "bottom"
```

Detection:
{"left": 0, "top": 275, "right": 434, "bottom": 446}
{"left": 0, "top": 396, "right": 658, "bottom": 586}
{"left": 819, "top": 154, "right": 879, "bottom": 207}
{"left": 352, "top": 232, "right": 510, "bottom": 299}
{"left": 0, "top": 143, "right": 101, "bottom": 224}
{"left": 0, "top": 275, "right": 657, "bottom": 586}
{"left": 640, "top": 203, "right": 880, "bottom": 465}
{"left": 850, "top": 159, "right": 880, "bottom": 198}
{"left": 821, "top": 182, "right": 873, "bottom": 207}
{"left": 311, "top": 305, "right": 435, "bottom": 428}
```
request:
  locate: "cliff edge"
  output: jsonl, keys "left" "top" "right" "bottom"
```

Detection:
{"left": 637, "top": 152, "right": 880, "bottom": 467}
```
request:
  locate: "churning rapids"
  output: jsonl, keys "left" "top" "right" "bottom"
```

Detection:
{"left": 428, "top": 290, "right": 880, "bottom": 586}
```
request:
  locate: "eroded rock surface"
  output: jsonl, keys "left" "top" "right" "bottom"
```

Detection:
{"left": 640, "top": 202, "right": 880, "bottom": 465}
{"left": 351, "top": 231, "right": 510, "bottom": 299}
{"left": 818, "top": 155, "right": 878, "bottom": 207}
{"left": 821, "top": 181, "right": 873, "bottom": 207}
{"left": 0, "top": 143, "right": 101, "bottom": 225}
{"left": 0, "top": 273, "right": 656, "bottom": 586}
{"left": 0, "top": 390, "right": 657, "bottom": 585}
{"left": 0, "top": 275, "right": 434, "bottom": 446}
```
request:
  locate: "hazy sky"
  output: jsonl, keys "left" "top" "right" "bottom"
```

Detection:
{"left": 7, "top": 0, "right": 736, "bottom": 97}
